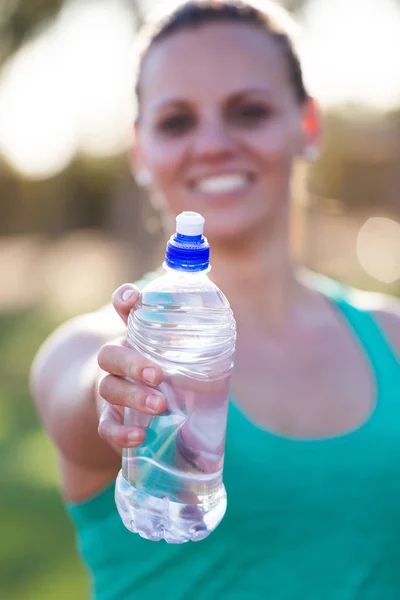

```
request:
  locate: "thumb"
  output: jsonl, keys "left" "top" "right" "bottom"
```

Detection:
{"left": 111, "top": 284, "right": 140, "bottom": 326}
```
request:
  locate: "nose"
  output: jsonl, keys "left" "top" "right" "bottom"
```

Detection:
{"left": 190, "top": 117, "right": 236, "bottom": 161}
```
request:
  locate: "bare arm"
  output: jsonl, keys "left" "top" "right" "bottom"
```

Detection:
{"left": 30, "top": 285, "right": 167, "bottom": 502}
{"left": 30, "top": 308, "right": 124, "bottom": 470}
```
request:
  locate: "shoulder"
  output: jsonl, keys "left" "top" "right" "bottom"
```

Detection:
{"left": 304, "top": 269, "right": 400, "bottom": 358}
{"left": 38, "top": 304, "right": 124, "bottom": 353}
{"left": 31, "top": 305, "right": 125, "bottom": 397}
{"left": 347, "top": 288, "right": 400, "bottom": 358}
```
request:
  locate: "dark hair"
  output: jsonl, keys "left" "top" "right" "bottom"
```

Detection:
{"left": 135, "top": 0, "right": 308, "bottom": 110}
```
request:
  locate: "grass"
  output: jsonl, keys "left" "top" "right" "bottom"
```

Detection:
{"left": 0, "top": 309, "right": 88, "bottom": 600}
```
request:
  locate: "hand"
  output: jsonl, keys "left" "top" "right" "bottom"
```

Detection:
{"left": 97, "top": 284, "right": 167, "bottom": 452}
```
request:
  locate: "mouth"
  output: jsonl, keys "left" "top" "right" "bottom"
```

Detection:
{"left": 190, "top": 173, "right": 253, "bottom": 195}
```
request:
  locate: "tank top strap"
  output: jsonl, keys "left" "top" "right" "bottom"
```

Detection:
{"left": 311, "top": 274, "right": 399, "bottom": 389}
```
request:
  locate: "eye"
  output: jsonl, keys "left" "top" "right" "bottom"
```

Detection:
{"left": 228, "top": 103, "right": 270, "bottom": 126}
{"left": 157, "top": 113, "right": 196, "bottom": 136}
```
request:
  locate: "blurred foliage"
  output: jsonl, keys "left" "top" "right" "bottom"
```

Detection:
{"left": 0, "top": 0, "right": 305, "bottom": 68}
{"left": 0, "top": 154, "right": 126, "bottom": 236}
{"left": 0, "top": 309, "right": 88, "bottom": 599}
{"left": 0, "top": 0, "right": 65, "bottom": 66}
{"left": 313, "top": 108, "right": 400, "bottom": 211}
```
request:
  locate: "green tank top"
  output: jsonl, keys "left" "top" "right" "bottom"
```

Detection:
{"left": 66, "top": 276, "right": 400, "bottom": 600}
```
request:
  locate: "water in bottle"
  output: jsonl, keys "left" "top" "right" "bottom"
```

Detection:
{"left": 115, "top": 211, "right": 236, "bottom": 543}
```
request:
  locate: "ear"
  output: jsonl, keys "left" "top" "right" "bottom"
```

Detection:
{"left": 300, "top": 97, "right": 322, "bottom": 156}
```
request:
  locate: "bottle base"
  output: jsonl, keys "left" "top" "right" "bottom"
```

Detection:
{"left": 115, "top": 471, "right": 227, "bottom": 544}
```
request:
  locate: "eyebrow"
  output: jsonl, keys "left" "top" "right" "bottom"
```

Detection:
{"left": 152, "top": 87, "right": 274, "bottom": 112}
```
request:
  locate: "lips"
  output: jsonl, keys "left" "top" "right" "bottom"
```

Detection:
{"left": 191, "top": 173, "right": 252, "bottom": 194}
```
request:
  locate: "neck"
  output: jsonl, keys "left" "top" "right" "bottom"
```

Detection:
{"left": 208, "top": 213, "right": 304, "bottom": 333}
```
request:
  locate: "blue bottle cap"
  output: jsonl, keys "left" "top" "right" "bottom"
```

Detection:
{"left": 165, "top": 212, "right": 210, "bottom": 272}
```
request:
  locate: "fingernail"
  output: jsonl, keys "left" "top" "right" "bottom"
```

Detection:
{"left": 143, "top": 367, "right": 156, "bottom": 384}
{"left": 146, "top": 393, "right": 161, "bottom": 412}
{"left": 128, "top": 430, "right": 141, "bottom": 443}
{"left": 122, "top": 288, "right": 135, "bottom": 302}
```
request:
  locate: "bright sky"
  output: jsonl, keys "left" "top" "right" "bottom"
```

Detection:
{"left": 0, "top": 0, "right": 399, "bottom": 179}
{"left": 301, "top": 0, "right": 400, "bottom": 108}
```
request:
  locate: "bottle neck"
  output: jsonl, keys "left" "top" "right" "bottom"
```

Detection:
{"left": 163, "top": 263, "right": 211, "bottom": 277}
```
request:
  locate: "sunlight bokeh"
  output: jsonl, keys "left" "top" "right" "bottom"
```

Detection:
{"left": 301, "top": 0, "right": 400, "bottom": 109}
{"left": 0, "top": 0, "right": 136, "bottom": 179}
{"left": 357, "top": 217, "right": 400, "bottom": 284}
{"left": 0, "top": 34, "right": 77, "bottom": 179}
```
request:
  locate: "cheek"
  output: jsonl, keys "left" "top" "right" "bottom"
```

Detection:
{"left": 144, "top": 138, "right": 186, "bottom": 187}
{"left": 246, "top": 118, "right": 301, "bottom": 165}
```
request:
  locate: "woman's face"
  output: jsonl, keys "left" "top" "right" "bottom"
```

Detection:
{"left": 135, "top": 22, "right": 317, "bottom": 241}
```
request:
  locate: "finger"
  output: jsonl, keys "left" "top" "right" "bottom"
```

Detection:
{"left": 98, "top": 343, "right": 164, "bottom": 386}
{"left": 111, "top": 284, "right": 140, "bottom": 326}
{"left": 98, "top": 374, "right": 167, "bottom": 415}
{"left": 98, "top": 403, "right": 146, "bottom": 448}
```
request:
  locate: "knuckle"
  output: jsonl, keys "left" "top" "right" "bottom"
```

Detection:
{"left": 98, "top": 378, "right": 106, "bottom": 399}
{"left": 120, "top": 431, "right": 133, "bottom": 446}
{"left": 125, "top": 428, "right": 146, "bottom": 447}
{"left": 115, "top": 385, "right": 128, "bottom": 406}
{"left": 129, "top": 384, "right": 146, "bottom": 409}
{"left": 111, "top": 285, "right": 125, "bottom": 304}
{"left": 109, "top": 379, "right": 125, "bottom": 405}
{"left": 127, "top": 357, "right": 140, "bottom": 381}
{"left": 98, "top": 375, "right": 111, "bottom": 399}
{"left": 97, "top": 418, "right": 109, "bottom": 441}
{"left": 97, "top": 344, "right": 112, "bottom": 370}
{"left": 111, "top": 289, "right": 119, "bottom": 305}
{"left": 112, "top": 284, "right": 138, "bottom": 305}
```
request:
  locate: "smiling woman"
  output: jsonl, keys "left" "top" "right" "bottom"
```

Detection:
{"left": 134, "top": 5, "right": 319, "bottom": 241}
{"left": 30, "top": 2, "right": 400, "bottom": 600}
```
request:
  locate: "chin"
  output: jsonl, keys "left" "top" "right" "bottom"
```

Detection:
{"left": 168, "top": 192, "right": 271, "bottom": 243}
{"left": 202, "top": 207, "right": 267, "bottom": 245}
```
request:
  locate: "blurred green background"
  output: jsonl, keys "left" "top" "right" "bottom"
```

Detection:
{"left": 1, "top": 0, "right": 400, "bottom": 598}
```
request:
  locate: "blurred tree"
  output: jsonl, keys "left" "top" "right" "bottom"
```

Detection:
{"left": 0, "top": 0, "right": 149, "bottom": 68}
{"left": 0, "top": 0, "right": 65, "bottom": 66}
{"left": 0, "top": 0, "right": 306, "bottom": 68}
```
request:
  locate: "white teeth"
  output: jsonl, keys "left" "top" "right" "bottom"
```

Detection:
{"left": 196, "top": 174, "right": 249, "bottom": 194}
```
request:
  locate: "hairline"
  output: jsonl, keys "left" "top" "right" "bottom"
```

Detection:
{"left": 135, "top": 18, "right": 308, "bottom": 118}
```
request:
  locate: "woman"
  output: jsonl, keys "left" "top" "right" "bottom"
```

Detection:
{"left": 31, "top": 1, "right": 400, "bottom": 599}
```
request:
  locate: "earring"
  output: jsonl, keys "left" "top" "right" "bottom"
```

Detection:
{"left": 303, "top": 146, "right": 320, "bottom": 162}
{"left": 135, "top": 171, "right": 152, "bottom": 187}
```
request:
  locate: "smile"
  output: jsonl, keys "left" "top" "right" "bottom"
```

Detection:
{"left": 193, "top": 174, "right": 251, "bottom": 194}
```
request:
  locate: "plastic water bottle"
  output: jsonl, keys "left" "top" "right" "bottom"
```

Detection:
{"left": 115, "top": 211, "right": 236, "bottom": 543}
